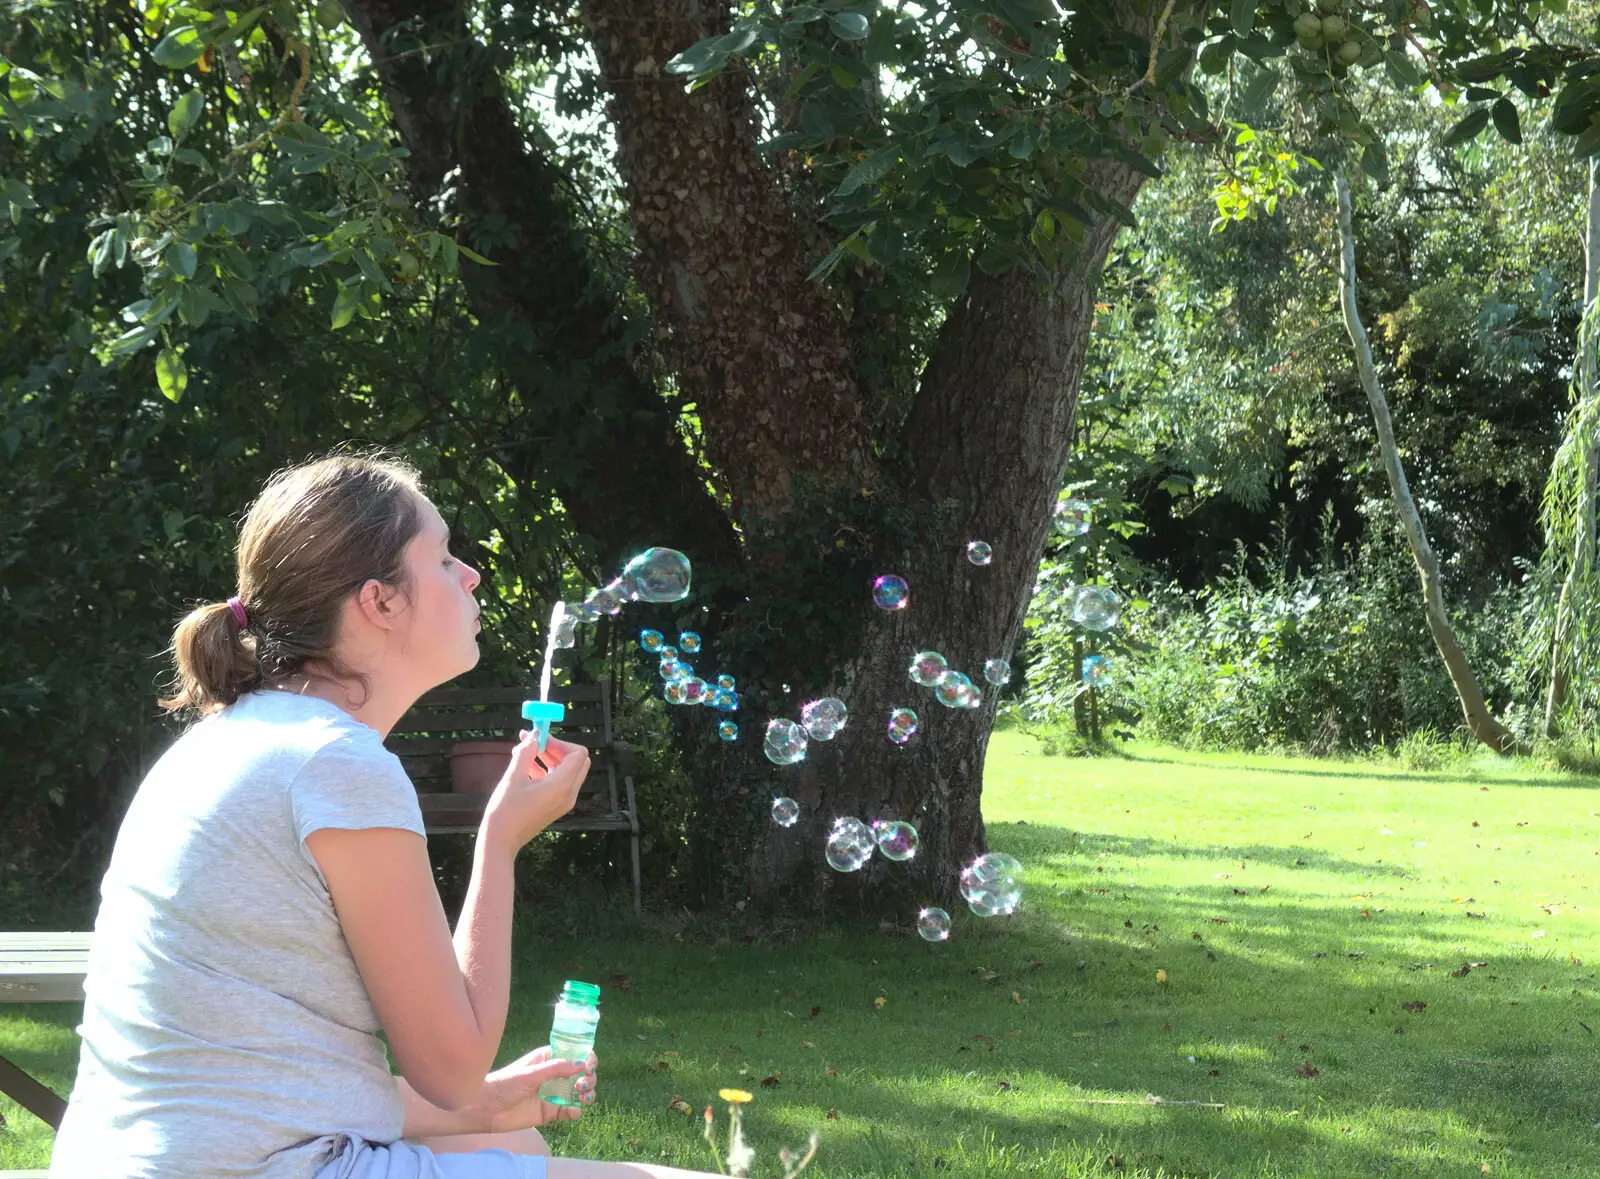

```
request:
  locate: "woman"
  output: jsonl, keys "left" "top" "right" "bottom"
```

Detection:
{"left": 50, "top": 453, "right": 720, "bottom": 1179}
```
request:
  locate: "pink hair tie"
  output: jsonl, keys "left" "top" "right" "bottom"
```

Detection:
{"left": 226, "top": 596, "right": 249, "bottom": 628}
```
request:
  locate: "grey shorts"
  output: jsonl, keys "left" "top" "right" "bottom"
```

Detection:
{"left": 315, "top": 1135, "right": 548, "bottom": 1179}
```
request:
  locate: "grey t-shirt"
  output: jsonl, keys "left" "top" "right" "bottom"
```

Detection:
{"left": 50, "top": 690, "right": 427, "bottom": 1179}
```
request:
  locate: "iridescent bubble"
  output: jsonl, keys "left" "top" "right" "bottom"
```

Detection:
{"left": 1070, "top": 585, "right": 1123, "bottom": 631}
{"left": 917, "top": 907, "right": 952, "bottom": 942}
{"left": 718, "top": 721, "right": 739, "bottom": 742}
{"left": 934, "top": 669, "right": 976, "bottom": 709}
{"left": 1054, "top": 498, "right": 1093, "bottom": 537}
{"left": 983, "top": 658, "right": 1011, "bottom": 687}
{"left": 771, "top": 796, "right": 800, "bottom": 828}
{"left": 1082, "top": 654, "right": 1112, "bottom": 687}
{"left": 960, "top": 852, "right": 1023, "bottom": 916}
{"left": 569, "top": 601, "right": 603, "bottom": 624}
{"left": 872, "top": 819, "right": 919, "bottom": 861}
{"left": 619, "top": 547, "right": 692, "bottom": 603}
{"left": 908, "top": 651, "right": 948, "bottom": 687}
{"left": 763, "top": 719, "right": 809, "bottom": 766}
{"left": 715, "top": 688, "right": 741, "bottom": 712}
{"left": 717, "top": 674, "right": 736, "bottom": 690}
{"left": 678, "top": 631, "right": 702, "bottom": 654}
{"left": 801, "top": 697, "right": 848, "bottom": 741}
{"left": 873, "top": 574, "right": 910, "bottom": 611}
{"left": 639, "top": 629, "right": 665, "bottom": 653}
{"left": 660, "top": 645, "right": 679, "bottom": 661}
{"left": 959, "top": 682, "right": 984, "bottom": 710}
{"left": 552, "top": 613, "right": 579, "bottom": 650}
{"left": 587, "top": 581, "right": 625, "bottom": 615}
{"left": 966, "top": 540, "right": 993, "bottom": 566}
{"left": 664, "top": 680, "right": 689, "bottom": 705}
{"left": 679, "top": 676, "right": 708, "bottom": 705}
{"left": 825, "top": 817, "right": 875, "bottom": 872}
{"left": 659, "top": 657, "right": 689, "bottom": 682}
{"left": 887, "top": 707, "right": 919, "bottom": 744}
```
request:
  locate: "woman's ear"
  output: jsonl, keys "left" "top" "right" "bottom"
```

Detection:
{"left": 354, "top": 578, "right": 406, "bottom": 631}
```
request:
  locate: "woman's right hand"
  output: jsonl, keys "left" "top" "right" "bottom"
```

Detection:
{"left": 482, "top": 733, "right": 591, "bottom": 856}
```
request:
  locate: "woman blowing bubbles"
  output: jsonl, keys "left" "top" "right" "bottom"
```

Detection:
{"left": 51, "top": 452, "right": 723, "bottom": 1179}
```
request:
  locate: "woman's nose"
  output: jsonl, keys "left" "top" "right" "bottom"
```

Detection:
{"left": 461, "top": 562, "right": 482, "bottom": 592}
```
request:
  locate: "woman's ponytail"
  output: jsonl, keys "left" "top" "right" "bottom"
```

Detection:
{"left": 160, "top": 599, "right": 264, "bottom": 715}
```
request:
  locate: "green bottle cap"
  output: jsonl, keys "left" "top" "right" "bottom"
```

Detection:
{"left": 560, "top": 979, "right": 601, "bottom": 1006}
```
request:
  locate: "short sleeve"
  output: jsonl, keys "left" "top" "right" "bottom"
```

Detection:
{"left": 289, "top": 733, "right": 426, "bottom": 847}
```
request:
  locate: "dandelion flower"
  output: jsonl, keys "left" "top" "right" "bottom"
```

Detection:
{"left": 719, "top": 1088, "right": 753, "bottom": 1104}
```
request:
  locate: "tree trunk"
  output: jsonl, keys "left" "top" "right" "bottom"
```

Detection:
{"left": 1334, "top": 169, "right": 1517, "bottom": 754}
{"left": 1542, "top": 155, "right": 1600, "bottom": 737}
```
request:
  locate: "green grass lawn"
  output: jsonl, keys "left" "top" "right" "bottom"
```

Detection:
{"left": 7, "top": 734, "right": 1600, "bottom": 1176}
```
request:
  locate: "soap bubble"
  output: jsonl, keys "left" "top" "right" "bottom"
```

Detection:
{"left": 763, "top": 719, "right": 809, "bottom": 766}
{"left": 873, "top": 574, "right": 910, "bottom": 611}
{"left": 934, "top": 669, "right": 976, "bottom": 709}
{"left": 887, "top": 707, "right": 919, "bottom": 744}
{"left": 552, "top": 613, "right": 579, "bottom": 649}
{"left": 1070, "top": 585, "right": 1123, "bottom": 631}
{"left": 713, "top": 688, "right": 741, "bottom": 712}
{"left": 872, "top": 820, "right": 919, "bottom": 861}
{"left": 1082, "top": 654, "right": 1112, "bottom": 686}
{"left": 801, "top": 697, "right": 848, "bottom": 741}
{"left": 1054, "top": 498, "right": 1093, "bottom": 536}
{"left": 587, "top": 582, "right": 625, "bottom": 615}
{"left": 639, "top": 629, "right": 665, "bottom": 653}
{"left": 825, "top": 817, "right": 875, "bottom": 872}
{"left": 619, "top": 547, "right": 692, "bottom": 603}
{"left": 771, "top": 796, "right": 800, "bottom": 828}
{"left": 659, "top": 657, "right": 689, "bottom": 682}
{"left": 664, "top": 680, "right": 689, "bottom": 705}
{"left": 660, "top": 645, "right": 679, "bottom": 660}
{"left": 718, "top": 721, "right": 739, "bottom": 742}
{"left": 680, "top": 677, "right": 708, "bottom": 705}
{"left": 966, "top": 540, "right": 993, "bottom": 566}
{"left": 908, "top": 651, "right": 947, "bottom": 687}
{"left": 917, "top": 907, "right": 952, "bottom": 942}
{"left": 960, "top": 852, "right": 1023, "bottom": 916}
{"left": 960, "top": 683, "right": 984, "bottom": 709}
{"left": 569, "top": 601, "right": 603, "bottom": 624}
{"left": 983, "top": 658, "right": 1011, "bottom": 686}
{"left": 678, "top": 631, "right": 702, "bottom": 654}
{"left": 717, "top": 674, "right": 736, "bottom": 690}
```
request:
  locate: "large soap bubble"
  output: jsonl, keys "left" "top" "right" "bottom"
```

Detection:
{"left": 771, "top": 796, "right": 799, "bottom": 827}
{"left": 1055, "top": 498, "right": 1092, "bottom": 537}
{"left": 917, "top": 907, "right": 951, "bottom": 942}
{"left": 1070, "top": 585, "right": 1123, "bottom": 631}
{"left": 801, "top": 697, "right": 848, "bottom": 740}
{"left": 620, "top": 547, "right": 692, "bottom": 603}
{"left": 825, "top": 818, "right": 875, "bottom": 872}
{"left": 983, "top": 658, "right": 1010, "bottom": 686}
{"left": 763, "top": 719, "right": 809, "bottom": 766}
{"left": 872, "top": 820, "right": 919, "bottom": 861}
{"left": 934, "top": 669, "right": 976, "bottom": 709}
{"left": 908, "top": 651, "right": 947, "bottom": 687}
{"left": 960, "top": 852, "right": 1023, "bottom": 916}
{"left": 873, "top": 575, "right": 910, "bottom": 610}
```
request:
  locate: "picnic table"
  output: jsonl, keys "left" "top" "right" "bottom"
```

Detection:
{"left": 0, "top": 930, "right": 88, "bottom": 1136}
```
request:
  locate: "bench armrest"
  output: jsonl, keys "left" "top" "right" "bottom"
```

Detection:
{"left": 608, "top": 739, "right": 638, "bottom": 775}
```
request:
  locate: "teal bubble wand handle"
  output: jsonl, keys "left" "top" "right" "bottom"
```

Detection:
{"left": 522, "top": 700, "right": 566, "bottom": 754}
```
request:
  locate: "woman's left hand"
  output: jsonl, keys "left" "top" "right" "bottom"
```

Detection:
{"left": 480, "top": 1047, "right": 598, "bottom": 1132}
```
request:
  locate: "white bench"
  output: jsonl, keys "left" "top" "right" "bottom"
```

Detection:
{"left": 0, "top": 931, "right": 89, "bottom": 1134}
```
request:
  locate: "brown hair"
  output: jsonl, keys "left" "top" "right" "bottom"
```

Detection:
{"left": 161, "top": 451, "right": 426, "bottom": 715}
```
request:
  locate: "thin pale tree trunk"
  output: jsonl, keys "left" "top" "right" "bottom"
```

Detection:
{"left": 1334, "top": 169, "right": 1517, "bottom": 754}
{"left": 1542, "top": 156, "right": 1600, "bottom": 736}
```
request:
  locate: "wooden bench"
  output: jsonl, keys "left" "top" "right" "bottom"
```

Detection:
{"left": 0, "top": 931, "right": 89, "bottom": 1135}
{"left": 385, "top": 684, "right": 642, "bottom": 915}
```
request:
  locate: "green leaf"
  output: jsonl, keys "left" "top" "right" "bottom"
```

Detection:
{"left": 1383, "top": 50, "right": 1424, "bottom": 90}
{"left": 155, "top": 348, "right": 188, "bottom": 403}
{"left": 1240, "top": 67, "right": 1280, "bottom": 117}
{"left": 167, "top": 241, "right": 198, "bottom": 279}
{"left": 152, "top": 25, "right": 207, "bottom": 69}
{"left": 1229, "top": 0, "right": 1257, "bottom": 36}
{"left": 457, "top": 242, "right": 498, "bottom": 267}
{"left": 168, "top": 89, "right": 204, "bottom": 139}
{"left": 929, "top": 251, "right": 971, "bottom": 300}
{"left": 828, "top": 12, "right": 870, "bottom": 40}
{"left": 1115, "top": 146, "right": 1164, "bottom": 179}
{"left": 1571, "top": 118, "right": 1600, "bottom": 160}
{"left": 835, "top": 148, "right": 898, "bottom": 198}
{"left": 1360, "top": 140, "right": 1390, "bottom": 184}
{"left": 1491, "top": 98, "right": 1522, "bottom": 144}
{"left": 330, "top": 284, "right": 360, "bottom": 330}
{"left": 1442, "top": 107, "right": 1491, "bottom": 147}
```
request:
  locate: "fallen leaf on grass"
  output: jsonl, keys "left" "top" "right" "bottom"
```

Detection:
{"left": 654, "top": 1060, "right": 672, "bottom": 1069}
{"left": 1005, "top": 1029, "right": 1023, "bottom": 1039}
{"left": 996, "top": 1079, "right": 1012, "bottom": 1091}
{"left": 980, "top": 970, "right": 1000, "bottom": 981}
{"left": 809, "top": 1006, "right": 821, "bottom": 1019}
{"left": 1011, "top": 991, "right": 1024, "bottom": 1004}
{"left": 826, "top": 1068, "right": 838, "bottom": 1076}
{"left": 668, "top": 1095, "right": 693, "bottom": 1116}
{"left": 800, "top": 1040, "right": 815, "bottom": 1048}
{"left": 1294, "top": 1062, "right": 1321, "bottom": 1077}
{"left": 760, "top": 1074, "right": 781, "bottom": 1087}
{"left": 1156, "top": 969, "right": 1169, "bottom": 984}
{"left": 1402, "top": 1001, "right": 1427, "bottom": 1012}
{"left": 874, "top": 996, "right": 887, "bottom": 1009}
{"left": 606, "top": 973, "right": 632, "bottom": 990}
{"left": 826, "top": 1109, "right": 840, "bottom": 1120}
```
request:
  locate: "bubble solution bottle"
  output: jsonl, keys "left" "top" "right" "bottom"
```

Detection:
{"left": 538, "top": 980, "right": 601, "bottom": 1107}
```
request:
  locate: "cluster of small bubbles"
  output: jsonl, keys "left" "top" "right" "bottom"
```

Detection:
{"left": 983, "top": 658, "right": 1011, "bottom": 687}
{"left": 960, "top": 852, "right": 1023, "bottom": 917}
{"left": 872, "top": 820, "right": 919, "bottom": 862}
{"left": 763, "top": 719, "right": 809, "bottom": 766}
{"left": 1070, "top": 585, "right": 1123, "bottom": 631}
{"left": 908, "top": 651, "right": 948, "bottom": 688}
{"left": 771, "top": 796, "right": 800, "bottom": 828}
{"left": 917, "top": 907, "right": 952, "bottom": 943}
{"left": 1082, "top": 654, "right": 1112, "bottom": 686}
{"left": 872, "top": 574, "right": 910, "bottom": 611}
{"left": 934, "top": 669, "right": 981, "bottom": 710}
{"left": 678, "top": 631, "right": 702, "bottom": 654}
{"left": 718, "top": 721, "right": 739, "bottom": 742}
{"left": 825, "top": 817, "right": 875, "bottom": 872}
{"left": 801, "top": 697, "right": 848, "bottom": 741}
{"left": 717, "top": 674, "right": 736, "bottom": 690}
{"left": 966, "top": 540, "right": 993, "bottom": 566}
{"left": 659, "top": 656, "right": 689, "bottom": 682}
{"left": 887, "top": 707, "right": 919, "bottom": 744}
{"left": 1054, "top": 498, "right": 1093, "bottom": 537}
{"left": 638, "top": 629, "right": 664, "bottom": 653}
{"left": 667, "top": 677, "right": 709, "bottom": 706}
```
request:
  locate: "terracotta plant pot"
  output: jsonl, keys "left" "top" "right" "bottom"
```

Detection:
{"left": 448, "top": 741, "right": 517, "bottom": 794}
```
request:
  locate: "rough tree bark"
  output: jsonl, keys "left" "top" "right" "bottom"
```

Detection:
{"left": 1334, "top": 169, "right": 1517, "bottom": 754}
{"left": 1542, "top": 156, "right": 1600, "bottom": 736}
